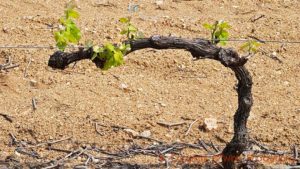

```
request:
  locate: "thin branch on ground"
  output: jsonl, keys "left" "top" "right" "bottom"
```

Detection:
{"left": 250, "top": 139, "right": 270, "bottom": 151}
{"left": 32, "top": 98, "right": 37, "bottom": 110}
{"left": 0, "top": 55, "right": 19, "bottom": 71}
{"left": 260, "top": 49, "right": 283, "bottom": 63}
{"left": 210, "top": 141, "right": 220, "bottom": 153}
{"left": 293, "top": 145, "right": 298, "bottom": 160}
{"left": 95, "top": 123, "right": 104, "bottom": 136}
{"left": 136, "top": 135, "right": 164, "bottom": 144}
{"left": 157, "top": 121, "right": 186, "bottom": 128}
{"left": 0, "top": 113, "right": 13, "bottom": 123}
{"left": 9, "top": 133, "right": 18, "bottom": 145}
{"left": 15, "top": 147, "right": 40, "bottom": 159}
{"left": 23, "top": 57, "right": 32, "bottom": 78}
{"left": 28, "top": 136, "right": 72, "bottom": 148}
{"left": 185, "top": 119, "right": 198, "bottom": 136}
{"left": 199, "top": 140, "right": 213, "bottom": 154}
{"left": 6, "top": 134, "right": 299, "bottom": 168}
{"left": 0, "top": 64, "right": 19, "bottom": 70}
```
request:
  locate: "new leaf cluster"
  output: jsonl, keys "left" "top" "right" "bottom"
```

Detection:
{"left": 203, "top": 21, "right": 261, "bottom": 53}
{"left": 54, "top": 1, "right": 81, "bottom": 51}
{"left": 89, "top": 18, "right": 140, "bottom": 70}
{"left": 119, "top": 17, "right": 143, "bottom": 40}
{"left": 91, "top": 43, "right": 131, "bottom": 70}
{"left": 203, "top": 20, "right": 231, "bottom": 45}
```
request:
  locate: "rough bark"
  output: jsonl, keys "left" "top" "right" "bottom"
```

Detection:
{"left": 48, "top": 35, "right": 253, "bottom": 168}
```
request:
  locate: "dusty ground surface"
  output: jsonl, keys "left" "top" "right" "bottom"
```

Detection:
{"left": 0, "top": 0, "right": 299, "bottom": 168}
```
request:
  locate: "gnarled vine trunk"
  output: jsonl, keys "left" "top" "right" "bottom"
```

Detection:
{"left": 48, "top": 36, "right": 253, "bottom": 168}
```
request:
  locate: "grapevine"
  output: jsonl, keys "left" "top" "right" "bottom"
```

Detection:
{"left": 51, "top": 3, "right": 257, "bottom": 168}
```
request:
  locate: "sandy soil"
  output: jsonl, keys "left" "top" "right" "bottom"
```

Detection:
{"left": 0, "top": 0, "right": 299, "bottom": 168}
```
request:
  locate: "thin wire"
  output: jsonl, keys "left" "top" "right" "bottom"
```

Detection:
{"left": 220, "top": 39, "right": 300, "bottom": 44}
{"left": 0, "top": 45, "right": 53, "bottom": 49}
{"left": 0, "top": 45, "right": 82, "bottom": 49}
{"left": 0, "top": 38, "right": 300, "bottom": 49}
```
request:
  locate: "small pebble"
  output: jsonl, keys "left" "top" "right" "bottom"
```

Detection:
{"left": 124, "top": 128, "right": 139, "bottom": 137}
{"left": 203, "top": 118, "right": 218, "bottom": 131}
{"left": 30, "top": 79, "right": 38, "bottom": 87}
{"left": 140, "top": 130, "right": 151, "bottom": 137}
{"left": 119, "top": 83, "right": 128, "bottom": 90}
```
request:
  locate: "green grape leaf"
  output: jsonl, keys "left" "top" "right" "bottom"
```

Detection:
{"left": 59, "top": 17, "right": 66, "bottom": 25}
{"left": 203, "top": 23, "right": 213, "bottom": 30}
{"left": 104, "top": 43, "right": 115, "bottom": 53}
{"left": 84, "top": 40, "right": 93, "bottom": 49}
{"left": 54, "top": 31, "right": 63, "bottom": 42}
{"left": 220, "top": 30, "right": 229, "bottom": 38}
{"left": 66, "top": 8, "right": 79, "bottom": 19}
{"left": 128, "top": 25, "right": 137, "bottom": 32}
{"left": 125, "top": 44, "right": 131, "bottom": 51}
{"left": 119, "top": 17, "right": 141, "bottom": 40}
{"left": 119, "top": 17, "right": 129, "bottom": 23}
{"left": 103, "top": 56, "right": 115, "bottom": 70}
{"left": 113, "top": 50, "right": 124, "bottom": 65}
{"left": 120, "top": 29, "right": 128, "bottom": 35}
{"left": 119, "top": 43, "right": 131, "bottom": 54}
{"left": 54, "top": 32, "right": 67, "bottom": 51}
{"left": 93, "top": 45, "right": 101, "bottom": 53}
{"left": 119, "top": 43, "right": 126, "bottom": 51}
{"left": 69, "top": 24, "right": 81, "bottom": 41}
{"left": 62, "top": 31, "right": 74, "bottom": 43}
{"left": 240, "top": 40, "right": 261, "bottom": 53}
{"left": 54, "top": 1, "right": 81, "bottom": 51}
{"left": 91, "top": 53, "right": 98, "bottom": 61}
{"left": 219, "top": 22, "right": 231, "bottom": 29}
{"left": 218, "top": 38, "right": 227, "bottom": 46}
{"left": 240, "top": 42, "right": 249, "bottom": 51}
{"left": 136, "top": 31, "right": 144, "bottom": 39}
{"left": 203, "top": 20, "right": 231, "bottom": 45}
{"left": 56, "top": 41, "right": 67, "bottom": 51}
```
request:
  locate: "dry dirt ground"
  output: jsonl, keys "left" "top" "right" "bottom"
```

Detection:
{"left": 0, "top": 0, "right": 299, "bottom": 168}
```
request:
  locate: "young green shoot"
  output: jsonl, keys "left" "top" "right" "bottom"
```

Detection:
{"left": 91, "top": 43, "right": 131, "bottom": 70}
{"left": 119, "top": 17, "right": 143, "bottom": 40}
{"left": 240, "top": 40, "right": 261, "bottom": 55}
{"left": 54, "top": 0, "right": 81, "bottom": 51}
{"left": 203, "top": 20, "right": 231, "bottom": 45}
{"left": 89, "top": 17, "right": 139, "bottom": 70}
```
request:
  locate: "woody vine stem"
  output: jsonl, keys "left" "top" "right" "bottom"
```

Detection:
{"left": 48, "top": 35, "right": 253, "bottom": 168}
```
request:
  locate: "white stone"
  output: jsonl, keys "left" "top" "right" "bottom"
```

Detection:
{"left": 252, "top": 145, "right": 262, "bottom": 151}
{"left": 30, "top": 79, "right": 38, "bottom": 87}
{"left": 140, "top": 130, "right": 151, "bottom": 137}
{"left": 155, "top": 0, "right": 164, "bottom": 6}
{"left": 204, "top": 118, "right": 218, "bottom": 131}
{"left": 159, "top": 102, "right": 167, "bottom": 107}
{"left": 119, "top": 83, "right": 128, "bottom": 90}
{"left": 271, "top": 51, "right": 277, "bottom": 57}
{"left": 124, "top": 129, "right": 139, "bottom": 137}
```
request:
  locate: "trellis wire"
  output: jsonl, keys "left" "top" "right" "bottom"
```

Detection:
{"left": 0, "top": 39, "right": 300, "bottom": 49}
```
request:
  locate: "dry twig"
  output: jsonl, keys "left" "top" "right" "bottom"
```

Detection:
{"left": 293, "top": 145, "right": 298, "bottom": 160}
{"left": 210, "top": 141, "right": 220, "bottom": 153}
{"left": 199, "top": 140, "right": 213, "bottom": 154}
{"left": 24, "top": 57, "right": 32, "bottom": 78}
{"left": 0, "top": 113, "right": 13, "bottom": 123}
{"left": 136, "top": 135, "right": 164, "bottom": 144}
{"left": 32, "top": 98, "right": 37, "bottom": 110}
{"left": 95, "top": 123, "right": 104, "bottom": 136}
{"left": 0, "top": 55, "right": 19, "bottom": 71}
{"left": 157, "top": 121, "right": 186, "bottom": 128}
{"left": 28, "top": 136, "right": 72, "bottom": 148}
{"left": 185, "top": 119, "right": 198, "bottom": 135}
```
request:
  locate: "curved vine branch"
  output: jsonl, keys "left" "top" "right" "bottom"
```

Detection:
{"left": 48, "top": 35, "right": 253, "bottom": 168}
